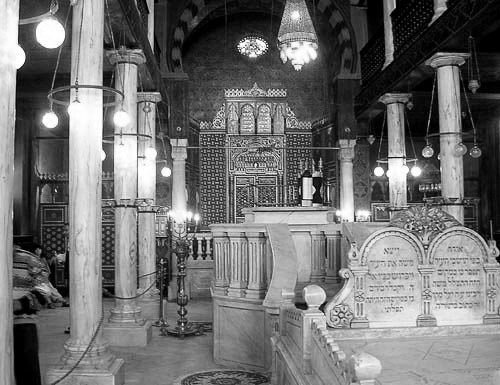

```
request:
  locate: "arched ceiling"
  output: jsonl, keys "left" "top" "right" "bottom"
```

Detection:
{"left": 168, "top": 0, "right": 357, "bottom": 77}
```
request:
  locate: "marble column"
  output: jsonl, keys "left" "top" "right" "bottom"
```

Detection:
{"left": 382, "top": 0, "right": 396, "bottom": 68}
{"left": 426, "top": 53, "right": 469, "bottom": 223}
{"left": 46, "top": 1, "right": 124, "bottom": 383}
{"left": 338, "top": 139, "right": 356, "bottom": 222}
{"left": 146, "top": 0, "right": 155, "bottom": 50}
{"left": 379, "top": 93, "right": 411, "bottom": 208}
{"left": 137, "top": 92, "right": 161, "bottom": 320}
{"left": 212, "top": 231, "right": 230, "bottom": 295}
{"left": 245, "top": 231, "right": 267, "bottom": 299}
{"left": 103, "top": 48, "right": 152, "bottom": 347}
{"left": 227, "top": 232, "right": 249, "bottom": 297}
{"left": 0, "top": 2, "right": 18, "bottom": 384}
{"left": 168, "top": 138, "right": 188, "bottom": 300}
{"left": 325, "top": 229, "right": 342, "bottom": 282}
{"left": 430, "top": 0, "right": 447, "bottom": 24}
{"left": 310, "top": 231, "right": 326, "bottom": 283}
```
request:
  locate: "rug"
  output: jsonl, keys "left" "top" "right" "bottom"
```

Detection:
{"left": 175, "top": 369, "right": 270, "bottom": 385}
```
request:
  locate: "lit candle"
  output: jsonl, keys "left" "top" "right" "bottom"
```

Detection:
{"left": 490, "top": 220, "right": 494, "bottom": 239}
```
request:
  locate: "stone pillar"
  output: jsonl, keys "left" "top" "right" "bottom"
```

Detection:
{"left": 325, "top": 229, "right": 342, "bottom": 282}
{"left": 0, "top": 2, "right": 18, "bottom": 384}
{"left": 382, "top": 0, "right": 396, "bottom": 68}
{"left": 379, "top": 93, "right": 411, "bottom": 208}
{"left": 426, "top": 53, "right": 469, "bottom": 223}
{"left": 338, "top": 139, "right": 356, "bottom": 222}
{"left": 104, "top": 48, "right": 152, "bottom": 347}
{"left": 168, "top": 138, "right": 188, "bottom": 299}
{"left": 46, "top": 1, "right": 125, "bottom": 383}
{"left": 146, "top": 0, "right": 155, "bottom": 50}
{"left": 227, "top": 232, "right": 249, "bottom": 297}
{"left": 430, "top": 0, "right": 447, "bottom": 24}
{"left": 245, "top": 231, "right": 267, "bottom": 299}
{"left": 137, "top": 92, "right": 161, "bottom": 320}
{"left": 212, "top": 230, "right": 230, "bottom": 295}
{"left": 310, "top": 231, "right": 326, "bottom": 283}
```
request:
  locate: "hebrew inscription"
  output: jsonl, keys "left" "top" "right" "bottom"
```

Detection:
{"left": 363, "top": 233, "right": 422, "bottom": 327}
{"left": 430, "top": 233, "right": 487, "bottom": 325}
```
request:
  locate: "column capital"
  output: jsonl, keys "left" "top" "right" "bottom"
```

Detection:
{"left": 379, "top": 93, "right": 411, "bottom": 105}
{"left": 425, "top": 52, "right": 469, "bottom": 68}
{"left": 170, "top": 138, "right": 188, "bottom": 160}
{"left": 137, "top": 92, "right": 162, "bottom": 104}
{"left": 338, "top": 139, "right": 356, "bottom": 162}
{"left": 106, "top": 48, "right": 146, "bottom": 66}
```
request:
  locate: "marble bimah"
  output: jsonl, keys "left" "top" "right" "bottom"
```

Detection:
{"left": 324, "top": 206, "right": 500, "bottom": 330}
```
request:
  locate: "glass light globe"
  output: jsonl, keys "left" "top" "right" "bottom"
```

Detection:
{"left": 469, "top": 145, "right": 482, "bottom": 158}
{"left": 411, "top": 165, "right": 422, "bottom": 177}
{"left": 142, "top": 104, "right": 152, "bottom": 113}
{"left": 161, "top": 166, "right": 171, "bottom": 177}
{"left": 454, "top": 142, "right": 467, "bottom": 157}
{"left": 42, "top": 110, "right": 59, "bottom": 128}
{"left": 422, "top": 144, "right": 434, "bottom": 158}
{"left": 373, "top": 166, "right": 384, "bottom": 177}
{"left": 386, "top": 169, "right": 393, "bottom": 178}
{"left": 113, "top": 109, "right": 130, "bottom": 127}
{"left": 36, "top": 17, "right": 65, "bottom": 49}
{"left": 67, "top": 99, "right": 83, "bottom": 118}
{"left": 101, "top": 149, "right": 106, "bottom": 161}
{"left": 402, "top": 164, "right": 410, "bottom": 175}
{"left": 193, "top": 213, "right": 200, "bottom": 223}
{"left": 145, "top": 146, "right": 157, "bottom": 160}
{"left": 13, "top": 44, "right": 26, "bottom": 69}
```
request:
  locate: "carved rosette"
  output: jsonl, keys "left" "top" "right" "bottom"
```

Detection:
{"left": 330, "top": 304, "right": 354, "bottom": 328}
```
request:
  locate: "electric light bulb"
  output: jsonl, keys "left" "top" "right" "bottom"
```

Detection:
{"left": 469, "top": 145, "right": 482, "bottom": 158}
{"left": 161, "top": 166, "right": 171, "bottom": 177}
{"left": 402, "top": 164, "right": 410, "bottom": 175}
{"left": 67, "top": 99, "right": 83, "bottom": 118}
{"left": 113, "top": 109, "right": 130, "bottom": 127}
{"left": 194, "top": 213, "right": 200, "bottom": 223}
{"left": 101, "top": 149, "right": 106, "bottom": 161}
{"left": 411, "top": 165, "right": 422, "bottom": 177}
{"left": 13, "top": 44, "right": 26, "bottom": 69}
{"left": 454, "top": 142, "right": 467, "bottom": 157}
{"left": 42, "top": 110, "right": 59, "bottom": 128}
{"left": 145, "top": 146, "right": 157, "bottom": 160}
{"left": 422, "top": 144, "right": 434, "bottom": 158}
{"left": 36, "top": 17, "right": 65, "bottom": 49}
{"left": 386, "top": 169, "right": 393, "bottom": 178}
{"left": 374, "top": 166, "right": 384, "bottom": 177}
{"left": 291, "top": 11, "right": 301, "bottom": 20}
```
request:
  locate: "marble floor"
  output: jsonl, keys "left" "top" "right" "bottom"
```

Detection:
{"left": 38, "top": 298, "right": 227, "bottom": 385}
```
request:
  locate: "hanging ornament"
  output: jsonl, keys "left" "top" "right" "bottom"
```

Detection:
{"left": 453, "top": 142, "right": 467, "bottom": 157}
{"left": 469, "top": 145, "right": 482, "bottom": 158}
{"left": 422, "top": 144, "right": 434, "bottom": 158}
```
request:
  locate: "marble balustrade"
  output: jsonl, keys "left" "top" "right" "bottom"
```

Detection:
{"left": 210, "top": 223, "right": 343, "bottom": 299}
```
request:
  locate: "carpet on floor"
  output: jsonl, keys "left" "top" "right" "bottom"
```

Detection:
{"left": 174, "top": 369, "right": 270, "bottom": 385}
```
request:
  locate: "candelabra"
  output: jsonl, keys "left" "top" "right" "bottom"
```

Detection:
{"left": 165, "top": 210, "right": 201, "bottom": 338}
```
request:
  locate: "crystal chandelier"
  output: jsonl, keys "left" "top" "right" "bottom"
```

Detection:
{"left": 277, "top": 0, "right": 318, "bottom": 71}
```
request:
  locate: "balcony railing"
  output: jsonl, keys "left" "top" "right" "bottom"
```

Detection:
{"left": 392, "top": 0, "right": 434, "bottom": 54}
{"left": 360, "top": 27, "right": 385, "bottom": 85}
{"left": 360, "top": 0, "right": 434, "bottom": 87}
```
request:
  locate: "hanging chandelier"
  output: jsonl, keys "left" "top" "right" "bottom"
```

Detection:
{"left": 277, "top": 0, "right": 318, "bottom": 71}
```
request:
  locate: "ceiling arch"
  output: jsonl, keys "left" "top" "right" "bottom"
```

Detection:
{"left": 169, "top": 0, "right": 357, "bottom": 76}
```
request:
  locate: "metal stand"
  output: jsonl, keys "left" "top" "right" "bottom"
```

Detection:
{"left": 152, "top": 257, "right": 169, "bottom": 336}
{"left": 166, "top": 242, "right": 200, "bottom": 338}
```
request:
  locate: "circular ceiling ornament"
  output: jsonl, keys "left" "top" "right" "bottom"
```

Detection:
{"left": 237, "top": 35, "right": 269, "bottom": 59}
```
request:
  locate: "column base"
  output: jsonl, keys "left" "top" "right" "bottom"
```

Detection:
{"left": 137, "top": 296, "right": 161, "bottom": 320}
{"left": 245, "top": 288, "right": 266, "bottom": 299}
{"left": 103, "top": 320, "right": 152, "bottom": 346}
{"left": 227, "top": 288, "right": 246, "bottom": 297}
{"left": 46, "top": 357, "right": 125, "bottom": 385}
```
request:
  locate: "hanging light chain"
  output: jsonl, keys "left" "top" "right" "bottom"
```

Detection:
{"left": 425, "top": 71, "right": 437, "bottom": 146}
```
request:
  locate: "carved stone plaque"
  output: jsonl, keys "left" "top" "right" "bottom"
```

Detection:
{"left": 362, "top": 231, "right": 422, "bottom": 327}
{"left": 429, "top": 229, "right": 488, "bottom": 325}
{"left": 257, "top": 104, "right": 272, "bottom": 134}
{"left": 240, "top": 104, "right": 255, "bottom": 134}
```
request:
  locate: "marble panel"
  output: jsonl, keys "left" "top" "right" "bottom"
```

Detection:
{"left": 429, "top": 229, "right": 489, "bottom": 325}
